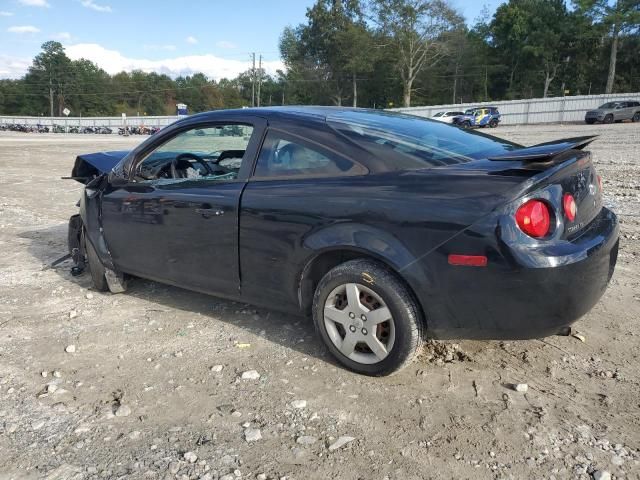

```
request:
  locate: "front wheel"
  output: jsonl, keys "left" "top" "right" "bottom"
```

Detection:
{"left": 632, "top": 112, "right": 640, "bottom": 123}
{"left": 604, "top": 114, "right": 614, "bottom": 124}
{"left": 312, "top": 259, "right": 425, "bottom": 376}
{"left": 585, "top": 119, "right": 596, "bottom": 125}
{"left": 461, "top": 121, "right": 471, "bottom": 129}
{"left": 489, "top": 119, "right": 498, "bottom": 128}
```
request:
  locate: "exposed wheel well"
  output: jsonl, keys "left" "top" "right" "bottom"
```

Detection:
{"left": 298, "top": 249, "right": 427, "bottom": 327}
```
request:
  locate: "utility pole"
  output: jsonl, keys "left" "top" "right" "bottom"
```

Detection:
{"left": 251, "top": 53, "right": 256, "bottom": 107}
{"left": 49, "top": 61, "right": 54, "bottom": 118}
{"left": 257, "top": 55, "right": 262, "bottom": 107}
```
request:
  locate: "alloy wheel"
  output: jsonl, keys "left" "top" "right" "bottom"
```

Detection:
{"left": 323, "top": 283, "right": 395, "bottom": 364}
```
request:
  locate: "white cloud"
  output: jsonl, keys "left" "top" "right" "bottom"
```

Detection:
{"left": 186, "top": 36, "right": 198, "bottom": 45}
{"left": 215, "top": 40, "right": 237, "bottom": 49}
{"left": 18, "top": 0, "right": 49, "bottom": 7}
{"left": 80, "top": 0, "right": 112, "bottom": 12}
{"left": 64, "top": 43, "right": 284, "bottom": 80}
{"left": 0, "top": 11, "right": 14, "bottom": 16}
{"left": 7, "top": 25, "right": 40, "bottom": 33}
{"left": 0, "top": 54, "right": 31, "bottom": 78}
{"left": 54, "top": 31, "right": 72, "bottom": 41}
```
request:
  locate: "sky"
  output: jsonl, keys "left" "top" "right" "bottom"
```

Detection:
{"left": 0, "top": 0, "right": 505, "bottom": 80}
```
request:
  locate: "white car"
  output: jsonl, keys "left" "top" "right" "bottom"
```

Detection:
{"left": 431, "top": 111, "right": 465, "bottom": 123}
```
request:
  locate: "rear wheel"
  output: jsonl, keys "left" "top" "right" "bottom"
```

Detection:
{"left": 604, "top": 114, "right": 614, "bottom": 124}
{"left": 312, "top": 259, "right": 424, "bottom": 376}
{"left": 632, "top": 112, "right": 640, "bottom": 122}
{"left": 489, "top": 118, "right": 499, "bottom": 128}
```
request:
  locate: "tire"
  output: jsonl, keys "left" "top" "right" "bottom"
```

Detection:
{"left": 461, "top": 121, "right": 471, "bottom": 129}
{"left": 489, "top": 119, "right": 498, "bottom": 128}
{"left": 312, "top": 259, "right": 425, "bottom": 376}
{"left": 604, "top": 114, "right": 614, "bottom": 124}
{"left": 585, "top": 119, "right": 596, "bottom": 125}
{"left": 633, "top": 112, "right": 640, "bottom": 123}
{"left": 83, "top": 232, "right": 109, "bottom": 292}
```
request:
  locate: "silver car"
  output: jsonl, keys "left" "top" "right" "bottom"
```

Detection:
{"left": 431, "top": 111, "right": 465, "bottom": 124}
{"left": 585, "top": 100, "right": 640, "bottom": 124}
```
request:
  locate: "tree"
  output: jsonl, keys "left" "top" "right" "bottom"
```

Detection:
{"left": 371, "top": 0, "right": 463, "bottom": 107}
{"left": 576, "top": 0, "right": 640, "bottom": 93}
{"left": 27, "top": 41, "right": 72, "bottom": 116}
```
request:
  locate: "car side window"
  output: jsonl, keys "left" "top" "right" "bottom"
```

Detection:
{"left": 135, "top": 124, "right": 254, "bottom": 183}
{"left": 253, "top": 131, "right": 366, "bottom": 179}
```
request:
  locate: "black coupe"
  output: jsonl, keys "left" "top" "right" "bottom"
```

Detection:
{"left": 67, "top": 107, "right": 619, "bottom": 376}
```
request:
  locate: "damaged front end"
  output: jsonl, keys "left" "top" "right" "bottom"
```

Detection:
{"left": 65, "top": 150, "right": 130, "bottom": 291}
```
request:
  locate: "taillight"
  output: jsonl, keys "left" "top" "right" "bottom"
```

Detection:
{"left": 516, "top": 199, "right": 551, "bottom": 238}
{"left": 597, "top": 174, "right": 603, "bottom": 191}
{"left": 563, "top": 193, "right": 577, "bottom": 222}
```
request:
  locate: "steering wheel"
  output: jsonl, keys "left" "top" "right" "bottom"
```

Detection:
{"left": 171, "top": 153, "right": 214, "bottom": 179}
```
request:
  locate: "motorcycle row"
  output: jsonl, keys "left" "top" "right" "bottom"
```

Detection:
{"left": 0, "top": 124, "right": 161, "bottom": 135}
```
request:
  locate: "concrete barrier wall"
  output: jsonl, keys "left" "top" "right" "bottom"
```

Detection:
{"left": 390, "top": 92, "right": 640, "bottom": 125}
{"left": 0, "top": 115, "right": 181, "bottom": 128}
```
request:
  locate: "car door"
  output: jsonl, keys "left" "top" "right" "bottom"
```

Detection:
{"left": 239, "top": 128, "right": 368, "bottom": 310}
{"left": 623, "top": 102, "right": 635, "bottom": 120}
{"left": 101, "top": 118, "right": 265, "bottom": 297}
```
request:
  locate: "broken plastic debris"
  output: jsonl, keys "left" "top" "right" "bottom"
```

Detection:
{"left": 572, "top": 332, "right": 586, "bottom": 343}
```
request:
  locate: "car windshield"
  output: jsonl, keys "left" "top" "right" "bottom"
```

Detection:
{"left": 433, "top": 112, "right": 444, "bottom": 117}
{"left": 327, "top": 110, "right": 520, "bottom": 170}
{"left": 464, "top": 109, "right": 478, "bottom": 115}
{"left": 599, "top": 102, "right": 620, "bottom": 109}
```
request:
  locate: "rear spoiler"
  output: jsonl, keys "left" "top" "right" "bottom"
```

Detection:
{"left": 488, "top": 136, "right": 597, "bottom": 162}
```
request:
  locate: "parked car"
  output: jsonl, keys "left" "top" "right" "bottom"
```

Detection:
{"left": 431, "top": 111, "right": 465, "bottom": 123}
{"left": 585, "top": 100, "right": 640, "bottom": 124}
{"left": 66, "top": 107, "right": 618, "bottom": 376}
{"left": 452, "top": 107, "right": 501, "bottom": 128}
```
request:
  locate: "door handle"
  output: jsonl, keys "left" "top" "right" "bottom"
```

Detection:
{"left": 195, "top": 207, "right": 224, "bottom": 218}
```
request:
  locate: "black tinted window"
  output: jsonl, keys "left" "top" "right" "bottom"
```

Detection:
{"left": 254, "top": 131, "right": 366, "bottom": 178}
{"left": 327, "top": 110, "right": 519, "bottom": 171}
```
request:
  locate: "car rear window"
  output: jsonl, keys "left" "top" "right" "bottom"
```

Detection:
{"left": 327, "top": 110, "right": 519, "bottom": 170}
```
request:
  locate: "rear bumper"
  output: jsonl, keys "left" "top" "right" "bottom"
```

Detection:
{"left": 426, "top": 208, "right": 619, "bottom": 340}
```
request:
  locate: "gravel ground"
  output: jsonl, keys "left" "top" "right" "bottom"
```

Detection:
{"left": 0, "top": 123, "right": 639, "bottom": 480}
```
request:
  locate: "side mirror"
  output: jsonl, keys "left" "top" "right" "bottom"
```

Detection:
{"left": 108, "top": 170, "right": 129, "bottom": 187}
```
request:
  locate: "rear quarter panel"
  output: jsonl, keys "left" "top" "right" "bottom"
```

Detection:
{"left": 238, "top": 169, "right": 528, "bottom": 314}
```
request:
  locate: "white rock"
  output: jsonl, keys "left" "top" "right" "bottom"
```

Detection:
{"left": 210, "top": 365, "right": 224, "bottom": 373}
{"left": 69, "top": 310, "right": 78, "bottom": 319}
{"left": 593, "top": 471, "right": 611, "bottom": 480}
{"left": 291, "top": 400, "right": 307, "bottom": 409}
{"left": 328, "top": 436, "right": 355, "bottom": 451}
{"left": 244, "top": 428, "right": 262, "bottom": 442}
{"left": 513, "top": 383, "right": 528, "bottom": 393}
{"left": 53, "top": 371, "right": 62, "bottom": 378}
{"left": 611, "top": 455, "right": 624, "bottom": 466}
{"left": 115, "top": 404, "right": 131, "bottom": 417}
{"left": 41, "top": 371, "right": 48, "bottom": 378}
{"left": 65, "top": 345, "right": 76, "bottom": 353}
{"left": 256, "top": 474, "right": 267, "bottom": 480}
{"left": 85, "top": 293, "right": 93, "bottom": 299}
{"left": 184, "top": 451, "right": 198, "bottom": 463}
{"left": 31, "top": 420, "right": 45, "bottom": 430}
{"left": 296, "top": 435, "right": 317, "bottom": 445}
{"left": 47, "top": 384, "right": 58, "bottom": 393}
{"left": 220, "top": 475, "right": 235, "bottom": 480}
{"left": 128, "top": 430, "right": 141, "bottom": 440}
{"left": 241, "top": 370, "right": 260, "bottom": 380}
